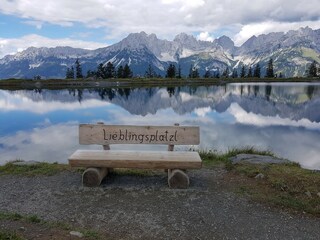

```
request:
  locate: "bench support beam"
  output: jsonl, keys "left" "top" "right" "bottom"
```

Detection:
{"left": 82, "top": 167, "right": 108, "bottom": 187}
{"left": 168, "top": 169, "right": 189, "bottom": 189}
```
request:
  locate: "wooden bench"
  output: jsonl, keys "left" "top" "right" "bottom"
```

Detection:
{"left": 68, "top": 123, "right": 202, "bottom": 188}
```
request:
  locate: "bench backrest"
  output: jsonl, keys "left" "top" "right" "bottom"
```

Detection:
{"left": 79, "top": 124, "right": 200, "bottom": 145}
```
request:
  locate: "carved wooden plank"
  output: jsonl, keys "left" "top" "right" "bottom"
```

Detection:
{"left": 69, "top": 150, "right": 202, "bottom": 169}
{"left": 79, "top": 124, "right": 200, "bottom": 145}
{"left": 168, "top": 123, "right": 179, "bottom": 151}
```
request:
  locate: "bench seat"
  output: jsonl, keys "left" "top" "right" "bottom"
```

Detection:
{"left": 69, "top": 150, "right": 202, "bottom": 169}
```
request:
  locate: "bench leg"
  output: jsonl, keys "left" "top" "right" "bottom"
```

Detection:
{"left": 168, "top": 169, "right": 189, "bottom": 189}
{"left": 82, "top": 167, "right": 108, "bottom": 187}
